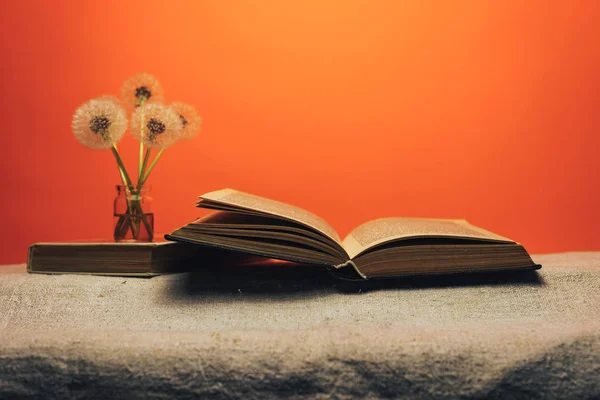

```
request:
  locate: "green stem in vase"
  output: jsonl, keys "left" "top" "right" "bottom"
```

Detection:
{"left": 115, "top": 159, "right": 133, "bottom": 237}
{"left": 119, "top": 197, "right": 139, "bottom": 239}
{"left": 134, "top": 149, "right": 153, "bottom": 239}
{"left": 117, "top": 191, "right": 138, "bottom": 239}
{"left": 111, "top": 145, "right": 140, "bottom": 238}
{"left": 114, "top": 166, "right": 128, "bottom": 237}
{"left": 132, "top": 196, "right": 153, "bottom": 240}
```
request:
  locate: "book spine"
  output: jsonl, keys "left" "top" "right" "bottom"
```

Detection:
{"left": 26, "top": 245, "right": 35, "bottom": 273}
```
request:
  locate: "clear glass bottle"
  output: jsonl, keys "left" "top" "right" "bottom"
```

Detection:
{"left": 113, "top": 185, "right": 154, "bottom": 242}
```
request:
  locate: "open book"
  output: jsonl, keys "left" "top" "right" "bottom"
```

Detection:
{"left": 166, "top": 189, "right": 540, "bottom": 280}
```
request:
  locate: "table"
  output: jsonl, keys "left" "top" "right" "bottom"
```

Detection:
{"left": 1, "top": 252, "right": 599, "bottom": 399}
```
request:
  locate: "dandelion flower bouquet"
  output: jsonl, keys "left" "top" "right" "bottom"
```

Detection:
{"left": 72, "top": 74, "right": 201, "bottom": 242}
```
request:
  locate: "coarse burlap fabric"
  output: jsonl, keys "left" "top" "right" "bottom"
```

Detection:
{"left": 0, "top": 252, "right": 599, "bottom": 399}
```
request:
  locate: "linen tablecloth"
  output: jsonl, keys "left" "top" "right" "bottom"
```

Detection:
{"left": 1, "top": 252, "right": 599, "bottom": 399}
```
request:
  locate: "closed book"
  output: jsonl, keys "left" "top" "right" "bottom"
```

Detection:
{"left": 27, "top": 240, "right": 198, "bottom": 277}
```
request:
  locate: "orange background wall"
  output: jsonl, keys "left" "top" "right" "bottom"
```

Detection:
{"left": 1, "top": 1, "right": 599, "bottom": 264}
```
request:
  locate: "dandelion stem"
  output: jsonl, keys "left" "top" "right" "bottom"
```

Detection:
{"left": 134, "top": 105, "right": 152, "bottom": 239}
{"left": 138, "top": 149, "right": 151, "bottom": 190}
{"left": 116, "top": 155, "right": 128, "bottom": 188}
{"left": 111, "top": 146, "right": 134, "bottom": 188}
{"left": 138, "top": 143, "right": 144, "bottom": 182}
{"left": 139, "top": 147, "right": 165, "bottom": 188}
{"left": 137, "top": 100, "right": 146, "bottom": 182}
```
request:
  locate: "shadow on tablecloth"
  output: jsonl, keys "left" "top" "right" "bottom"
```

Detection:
{"left": 165, "top": 247, "right": 544, "bottom": 300}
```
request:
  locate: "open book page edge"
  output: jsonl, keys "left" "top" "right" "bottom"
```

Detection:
{"left": 342, "top": 234, "right": 365, "bottom": 260}
{"left": 165, "top": 233, "right": 334, "bottom": 266}
{"left": 342, "top": 218, "right": 515, "bottom": 259}
{"left": 200, "top": 188, "right": 342, "bottom": 245}
{"left": 454, "top": 220, "right": 514, "bottom": 242}
{"left": 201, "top": 188, "right": 237, "bottom": 199}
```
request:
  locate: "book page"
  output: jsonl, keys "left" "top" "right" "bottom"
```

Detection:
{"left": 200, "top": 189, "right": 341, "bottom": 243}
{"left": 343, "top": 218, "right": 514, "bottom": 259}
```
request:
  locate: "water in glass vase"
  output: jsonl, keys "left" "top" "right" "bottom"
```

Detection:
{"left": 113, "top": 185, "right": 154, "bottom": 242}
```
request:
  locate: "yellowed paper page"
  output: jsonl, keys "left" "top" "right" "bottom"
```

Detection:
{"left": 343, "top": 218, "right": 513, "bottom": 259}
{"left": 200, "top": 189, "right": 341, "bottom": 243}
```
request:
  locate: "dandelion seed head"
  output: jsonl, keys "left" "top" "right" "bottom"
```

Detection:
{"left": 89, "top": 115, "right": 111, "bottom": 135}
{"left": 135, "top": 86, "right": 152, "bottom": 102}
{"left": 72, "top": 97, "right": 128, "bottom": 150}
{"left": 121, "top": 73, "right": 164, "bottom": 109}
{"left": 179, "top": 115, "right": 188, "bottom": 128}
{"left": 171, "top": 102, "right": 202, "bottom": 140}
{"left": 131, "top": 104, "right": 182, "bottom": 149}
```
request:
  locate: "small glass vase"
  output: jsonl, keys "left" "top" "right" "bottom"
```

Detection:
{"left": 113, "top": 185, "right": 154, "bottom": 242}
